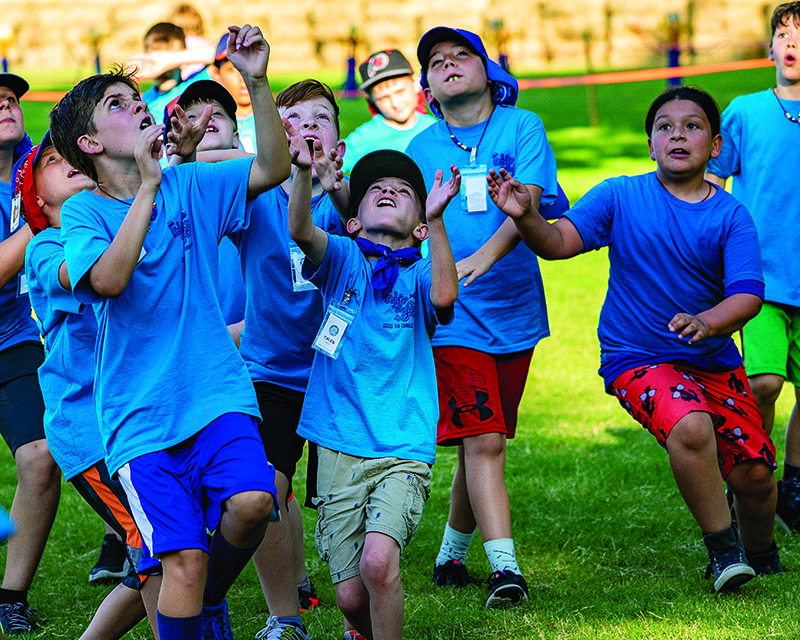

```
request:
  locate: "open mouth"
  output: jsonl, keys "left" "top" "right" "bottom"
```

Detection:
{"left": 669, "top": 148, "right": 690, "bottom": 157}
{"left": 786, "top": 53, "right": 797, "bottom": 65}
{"left": 445, "top": 74, "right": 460, "bottom": 83}
{"left": 139, "top": 116, "right": 152, "bottom": 130}
{"left": 206, "top": 125, "right": 219, "bottom": 133}
{"left": 377, "top": 197, "right": 396, "bottom": 207}
{"left": 67, "top": 169, "right": 82, "bottom": 178}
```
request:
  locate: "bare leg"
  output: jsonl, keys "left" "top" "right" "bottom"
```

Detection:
{"left": 158, "top": 549, "right": 208, "bottom": 618}
{"left": 288, "top": 495, "right": 308, "bottom": 584}
{"left": 335, "top": 577, "right": 372, "bottom": 640}
{"left": 3, "top": 438, "right": 60, "bottom": 590}
{"left": 359, "top": 533, "right": 403, "bottom": 640}
{"left": 748, "top": 373, "right": 784, "bottom": 437}
{"left": 141, "top": 574, "right": 162, "bottom": 638}
{"left": 728, "top": 461, "right": 776, "bottom": 552}
{"left": 665, "top": 412, "right": 730, "bottom": 534}
{"left": 461, "top": 433, "right": 511, "bottom": 541}
{"left": 445, "top": 445, "right": 477, "bottom": 535}
{"left": 79, "top": 584, "right": 146, "bottom": 640}
{"left": 784, "top": 388, "right": 800, "bottom": 467}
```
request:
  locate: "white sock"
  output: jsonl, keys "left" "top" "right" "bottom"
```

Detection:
{"left": 435, "top": 524, "right": 474, "bottom": 566}
{"left": 484, "top": 538, "right": 520, "bottom": 574}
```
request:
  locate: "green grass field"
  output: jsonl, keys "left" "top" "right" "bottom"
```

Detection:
{"left": 3, "top": 65, "right": 798, "bottom": 639}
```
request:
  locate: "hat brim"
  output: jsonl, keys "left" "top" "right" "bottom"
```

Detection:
{"left": 0, "top": 73, "right": 29, "bottom": 100}
{"left": 358, "top": 68, "right": 414, "bottom": 93}
{"left": 417, "top": 27, "right": 478, "bottom": 72}
{"left": 349, "top": 150, "right": 428, "bottom": 219}
{"left": 176, "top": 80, "right": 238, "bottom": 124}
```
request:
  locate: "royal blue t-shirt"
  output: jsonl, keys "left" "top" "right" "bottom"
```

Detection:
{"left": 296, "top": 235, "right": 451, "bottom": 464}
{"left": 25, "top": 228, "right": 104, "bottom": 480}
{"left": 0, "top": 180, "right": 39, "bottom": 353}
{"left": 406, "top": 104, "right": 558, "bottom": 353}
{"left": 706, "top": 89, "right": 800, "bottom": 306}
{"left": 565, "top": 173, "right": 764, "bottom": 389}
{"left": 236, "top": 186, "right": 344, "bottom": 391}
{"left": 60, "top": 159, "right": 260, "bottom": 475}
{"left": 218, "top": 235, "right": 245, "bottom": 325}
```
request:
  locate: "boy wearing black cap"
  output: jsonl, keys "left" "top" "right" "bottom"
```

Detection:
{"left": 288, "top": 143, "right": 459, "bottom": 640}
{"left": 0, "top": 72, "right": 61, "bottom": 635}
{"left": 341, "top": 49, "right": 435, "bottom": 173}
{"left": 406, "top": 27, "right": 561, "bottom": 608}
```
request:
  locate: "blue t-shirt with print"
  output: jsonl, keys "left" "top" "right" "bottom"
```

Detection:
{"left": 60, "top": 158, "right": 260, "bottom": 475}
{"left": 406, "top": 104, "right": 558, "bottom": 354}
{"left": 25, "top": 228, "right": 104, "bottom": 480}
{"left": 706, "top": 89, "right": 800, "bottom": 306}
{"left": 565, "top": 173, "right": 764, "bottom": 389}
{"left": 296, "top": 235, "right": 451, "bottom": 464}
{"left": 0, "top": 181, "right": 39, "bottom": 353}
{"left": 237, "top": 186, "right": 344, "bottom": 392}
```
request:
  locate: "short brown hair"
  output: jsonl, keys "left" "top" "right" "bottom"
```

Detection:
{"left": 771, "top": 2, "right": 800, "bottom": 38}
{"left": 276, "top": 79, "right": 340, "bottom": 136}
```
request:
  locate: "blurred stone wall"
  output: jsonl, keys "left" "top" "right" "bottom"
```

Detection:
{"left": 0, "top": 0, "right": 778, "bottom": 76}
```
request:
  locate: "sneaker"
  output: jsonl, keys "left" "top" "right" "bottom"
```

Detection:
{"left": 746, "top": 542, "right": 784, "bottom": 576}
{"left": 703, "top": 526, "right": 755, "bottom": 592}
{"left": 89, "top": 533, "right": 130, "bottom": 584}
{"left": 202, "top": 599, "right": 233, "bottom": 640}
{"left": 0, "top": 602, "right": 36, "bottom": 635}
{"left": 485, "top": 570, "right": 529, "bottom": 609}
{"left": 776, "top": 479, "right": 800, "bottom": 534}
{"left": 433, "top": 559, "right": 470, "bottom": 588}
{"left": 297, "top": 578, "right": 319, "bottom": 612}
{"left": 343, "top": 632, "right": 367, "bottom": 640}
{"left": 254, "top": 616, "right": 309, "bottom": 640}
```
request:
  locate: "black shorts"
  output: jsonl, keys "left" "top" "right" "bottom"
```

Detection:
{"left": 0, "top": 342, "right": 45, "bottom": 455}
{"left": 254, "top": 381, "right": 307, "bottom": 487}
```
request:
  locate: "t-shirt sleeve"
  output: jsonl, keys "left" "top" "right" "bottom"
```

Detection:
{"left": 306, "top": 234, "right": 356, "bottom": 300}
{"left": 26, "top": 235, "right": 81, "bottom": 315}
{"left": 512, "top": 111, "right": 558, "bottom": 204}
{"left": 540, "top": 181, "right": 570, "bottom": 220}
{"left": 563, "top": 179, "right": 616, "bottom": 251}
{"left": 721, "top": 202, "right": 763, "bottom": 293}
{"left": 60, "top": 196, "right": 114, "bottom": 305}
{"left": 706, "top": 102, "right": 742, "bottom": 179}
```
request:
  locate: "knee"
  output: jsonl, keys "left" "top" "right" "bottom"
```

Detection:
{"left": 359, "top": 548, "right": 399, "bottom": 591}
{"left": 226, "top": 490, "right": 274, "bottom": 530}
{"left": 667, "top": 413, "right": 715, "bottom": 454}
{"left": 748, "top": 375, "right": 783, "bottom": 405}
{"left": 730, "top": 462, "right": 776, "bottom": 501}
{"left": 14, "top": 439, "right": 59, "bottom": 486}
{"left": 163, "top": 549, "right": 207, "bottom": 591}
{"left": 335, "top": 580, "right": 369, "bottom": 620}
{"left": 465, "top": 433, "right": 506, "bottom": 461}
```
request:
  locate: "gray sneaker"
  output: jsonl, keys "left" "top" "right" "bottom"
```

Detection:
{"left": 703, "top": 526, "right": 755, "bottom": 592}
{"left": 0, "top": 602, "right": 36, "bottom": 635}
{"left": 254, "top": 616, "right": 309, "bottom": 640}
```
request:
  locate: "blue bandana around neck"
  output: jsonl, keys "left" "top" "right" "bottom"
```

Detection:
{"left": 355, "top": 237, "right": 422, "bottom": 297}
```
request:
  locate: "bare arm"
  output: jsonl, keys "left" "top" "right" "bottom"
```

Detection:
{"left": 669, "top": 293, "right": 762, "bottom": 345}
{"left": 88, "top": 125, "right": 163, "bottom": 298}
{"left": 127, "top": 47, "right": 215, "bottom": 80}
{"left": 0, "top": 225, "right": 32, "bottom": 287}
{"left": 57, "top": 261, "right": 71, "bottom": 290}
{"left": 287, "top": 123, "right": 328, "bottom": 265}
{"left": 225, "top": 25, "right": 291, "bottom": 198}
{"left": 227, "top": 320, "right": 244, "bottom": 348}
{"left": 312, "top": 141, "right": 350, "bottom": 223}
{"left": 427, "top": 167, "right": 461, "bottom": 308}
{"left": 704, "top": 171, "right": 727, "bottom": 189}
{"left": 487, "top": 168, "right": 584, "bottom": 259}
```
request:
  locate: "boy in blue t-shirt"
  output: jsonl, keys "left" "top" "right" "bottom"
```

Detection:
{"left": 706, "top": 1, "right": 800, "bottom": 533}
{"left": 0, "top": 72, "right": 61, "bottom": 635}
{"left": 488, "top": 86, "right": 781, "bottom": 592}
{"left": 406, "top": 26, "right": 561, "bottom": 608}
{"left": 288, "top": 146, "right": 459, "bottom": 639}
{"left": 49, "top": 24, "right": 290, "bottom": 640}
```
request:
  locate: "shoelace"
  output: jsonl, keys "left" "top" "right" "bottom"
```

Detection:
{"left": 1, "top": 603, "right": 35, "bottom": 631}
{"left": 706, "top": 545, "right": 744, "bottom": 579}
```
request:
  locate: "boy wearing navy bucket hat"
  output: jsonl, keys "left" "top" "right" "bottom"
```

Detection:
{"left": 406, "top": 27, "right": 564, "bottom": 608}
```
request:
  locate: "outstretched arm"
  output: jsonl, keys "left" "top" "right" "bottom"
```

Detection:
{"left": 286, "top": 122, "right": 328, "bottom": 266}
{"left": 487, "top": 168, "right": 584, "bottom": 260}
{"left": 312, "top": 141, "right": 350, "bottom": 223}
{"left": 669, "top": 293, "right": 761, "bottom": 345}
{"left": 225, "top": 24, "right": 291, "bottom": 197}
{"left": 88, "top": 124, "right": 163, "bottom": 298}
{"left": 427, "top": 166, "right": 461, "bottom": 309}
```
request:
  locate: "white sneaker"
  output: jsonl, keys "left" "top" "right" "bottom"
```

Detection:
{"left": 254, "top": 616, "right": 310, "bottom": 640}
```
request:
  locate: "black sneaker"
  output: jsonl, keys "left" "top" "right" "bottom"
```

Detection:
{"left": 746, "top": 542, "right": 784, "bottom": 576}
{"left": 89, "top": 533, "right": 130, "bottom": 584}
{"left": 298, "top": 578, "right": 319, "bottom": 612}
{"left": 703, "top": 526, "right": 755, "bottom": 592}
{"left": 433, "top": 559, "right": 470, "bottom": 588}
{"left": 485, "top": 570, "right": 529, "bottom": 608}
{"left": 0, "top": 602, "right": 36, "bottom": 634}
{"left": 776, "top": 479, "right": 800, "bottom": 534}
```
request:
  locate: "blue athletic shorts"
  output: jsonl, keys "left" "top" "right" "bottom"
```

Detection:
{"left": 117, "top": 412, "right": 277, "bottom": 558}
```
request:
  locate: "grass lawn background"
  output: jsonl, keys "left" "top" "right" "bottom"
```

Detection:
{"left": 2, "top": 65, "right": 797, "bottom": 638}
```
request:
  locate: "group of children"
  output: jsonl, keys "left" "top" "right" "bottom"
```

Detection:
{"left": 0, "top": 2, "right": 798, "bottom": 639}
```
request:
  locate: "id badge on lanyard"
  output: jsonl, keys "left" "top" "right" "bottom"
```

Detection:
{"left": 312, "top": 288, "right": 357, "bottom": 359}
{"left": 459, "top": 163, "right": 488, "bottom": 214}
{"left": 289, "top": 240, "right": 316, "bottom": 292}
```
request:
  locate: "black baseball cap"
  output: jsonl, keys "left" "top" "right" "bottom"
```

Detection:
{"left": 349, "top": 150, "right": 428, "bottom": 219}
{"left": 0, "top": 73, "right": 29, "bottom": 100}
{"left": 358, "top": 50, "right": 414, "bottom": 92}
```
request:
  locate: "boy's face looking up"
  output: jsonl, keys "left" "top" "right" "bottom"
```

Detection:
{"left": 770, "top": 12, "right": 800, "bottom": 84}
{"left": 0, "top": 87, "right": 25, "bottom": 147}
{"left": 212, "top": 61, "right": 250, "bottom": 112}
{"left": 79, "top": 83, "right": 154, "bottom": 160}
{"left": 369, "top": 76, "right": 418, "bottom": 125}
{"left": 279, "top": 97, "right": 344, "bottom": 178}
{"left": 349, "top": 176, "right": 427, "bottom": 245}
{"left": 424, "top": 40, "right": 489, "bottom": 107}
{"left": 33, "top": 146, "right": 94, "bottom": 223}
{"left": 184, "top": 99, "right": 239, "bottom": 152}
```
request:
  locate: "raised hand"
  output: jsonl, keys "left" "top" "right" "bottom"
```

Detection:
{"left": 487, "top": 168, "right": 531, "bottom": 219}
{"left": 226, "top": 24, "right": 269, "bottom": 81}
{"left": 166, "top": 104, "right": 212, "bottom": 158}
{"left": 284, "top": 119, "right": 312, "bottom": 169}
{"left": 426, "top": 165, "right": 461, "bottom": 222}
{"left": 135, "top": 122, "right": 165, "bottom": 189}
{"left": 313, "top": 141, "right": 345, "bottom": 192}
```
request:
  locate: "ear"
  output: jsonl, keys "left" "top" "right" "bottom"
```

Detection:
{"left": 709, "top": 133, "right": 723, "bottom": 159}
{"left": 412, "top": 221, "right": 429, "bottom": 243}
{"left": 346, "top": 217, "right": 362, "bottom": 236}
{"left": 336, "top": 139, "right": 346, "bottom": 160}
{"left": 77, "top": 133, "right": 103, "bottom": 156}
{"left": 647, "top": 138, "right": 656, "bottom": 162}
{"left": 208, "top": 66, "right": 221, "bottom": 82}
{"left": 423, "top": 87, "right": 435, "bottom": 105}
{"left": 769, "top": 42, "right": 775, "bottom": 62}
{"left": 35, "top": 194, "right": 46, "bottom": 210}
{"left": 232, "top": 131, "right": 240, "bottom": 149}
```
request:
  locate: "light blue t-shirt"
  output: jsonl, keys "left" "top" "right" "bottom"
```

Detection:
{"left": 236, "top": 186, "right": 344, "bottom": 391}
{"left": 406, "top": 104, "right": 558, "bottom": 354}
{"left": 237, "top": 113, "right": 256, "bottom": 154}
{"left": 218, "top": 235, "right": 245, "bottom": 325}
{"left": 60, "top": 158, "right": 260, "bottom": 475}
{"left": 296, "top": 235, "right": 451, "bottom": 464}
{"left": 565, "top": 173, "right": 764, "bottom": 389}
{"left": 342, "top": 113, "right": 436, "bottom": 174}
{"left": 706, "top": 89, "right": 800, "bottom": 306}
{"left": 24, "top": 228, "right": 104, "bottom": 480}
{"left": 0, "top": 181, "right": 39, "bottom": 352}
